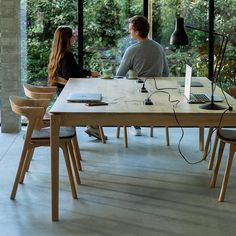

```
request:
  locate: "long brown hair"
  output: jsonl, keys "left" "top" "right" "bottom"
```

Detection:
{"left": 48, "top": 26, "right": 73, "bottom": 86}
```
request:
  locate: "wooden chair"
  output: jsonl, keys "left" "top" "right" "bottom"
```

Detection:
{"left": 23, "top": 83, "right": 56, "bottom": 126}
{"left": 202, "top": 87, "right": 236, "bottom": 170}
{"left": 9, "top": 95, "right": 80, "bottom": 200}
{"left": 23, "top": 83, "right": 57, "bottom": 95}
{"left": 23, "top": 83, "right": 82, "bottom": 173}
{"left": 116, "top": 126, "right": 169, "bottom": 148}
{"left": 210, "top": 128, "right": 236, "bottom": 201}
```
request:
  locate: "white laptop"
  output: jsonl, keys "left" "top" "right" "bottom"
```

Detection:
{"left": 184, "top": 65, "right": 223, "bottom": 104}
{"left": 67, "top": 93, "right": 102, "bottom": 103}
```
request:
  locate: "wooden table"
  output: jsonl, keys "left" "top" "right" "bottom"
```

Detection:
{"left": 50, "top": 77, "right": 236, "bottom": 221}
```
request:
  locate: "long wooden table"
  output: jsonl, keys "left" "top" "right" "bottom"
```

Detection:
{"left": 50, "top": 77, "right": 236, "bottom": 221}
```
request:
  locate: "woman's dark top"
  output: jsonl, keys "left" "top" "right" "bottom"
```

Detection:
{"left": 56, "top": 51, "right": 91, "bottom": 94}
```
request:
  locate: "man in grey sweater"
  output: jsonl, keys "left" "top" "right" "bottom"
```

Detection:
{"left": 116, "top": 15, "right": 169, "bottom": 135}
{"left": 116, "top": 15, "right": 169, "bottom": 77}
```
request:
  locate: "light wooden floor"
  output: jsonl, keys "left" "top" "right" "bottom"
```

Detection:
{"left": 0, "top": 127, "right": 236, "bottom": 236}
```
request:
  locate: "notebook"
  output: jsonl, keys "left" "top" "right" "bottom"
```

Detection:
{"left": 184, "top": 65, "right": 223, "bottom": 104}
{"left": 67, "top": 93, "right": 102, "bottom": 103}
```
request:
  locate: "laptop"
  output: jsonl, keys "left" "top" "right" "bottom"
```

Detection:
{"left": 184, "top": 65, "right": 223, "bottom": 104}
{"left": 67, "top": 93, "right": 102, "bottom": 103}
{"left": 178, "top": 80, "right": 203, "bottom": 87}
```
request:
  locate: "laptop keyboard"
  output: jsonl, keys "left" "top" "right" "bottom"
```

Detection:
{"left": 190, "top": 93, "right": 210, "bottom": 103}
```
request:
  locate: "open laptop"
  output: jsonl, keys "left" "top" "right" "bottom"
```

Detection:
{"left": 184, "top": 65, "right": 223, "bottom": 104}
{"left": 67, "top": 93, "right": 102, "bottom": 103}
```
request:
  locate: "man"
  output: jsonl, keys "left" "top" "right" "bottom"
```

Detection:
{"left": 116, "top": 15, "right": 169, "bottom": 136}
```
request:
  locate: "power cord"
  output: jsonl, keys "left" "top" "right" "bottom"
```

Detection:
{"left": 218, "top": 80, "right": 233, "bottom": 111}
{"left": 172, "top": 107, "right": 204, "bottom": 165}
{"left": 145, "top": 78, "right": 233, "bottom": 165}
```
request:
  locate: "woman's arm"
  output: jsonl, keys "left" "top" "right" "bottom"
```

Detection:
{"left": 60, "top": 51, "right": 91, "bottom": 79}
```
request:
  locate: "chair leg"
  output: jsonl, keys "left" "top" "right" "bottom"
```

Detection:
{"left": 99, "top": 126, "right": 106, "bottom": 144}
{"left": 11, "top": 124, "right": 37, "bottom": 199}
{"left": 124, "top": 126, "right": 128, "bottom": 148}
{"left": 208, "top": 134, "right": 219, "bottom": 170}
{"left": 210, "top": 140, "right": 225, "bottom": 188}
{"left": 71, "top": 135, "right": 82, "bottom": 169}
{"left": 150, "top": 126, "right": 154, "bottom": 137}
{"left": 202, "top": 127, "right": 214, "bottom": 160}
{"left": 61, "top": 143, "right": 77, "bottom": 199}
{"left": 150, "top": 127, "right": 169, "bottom": 146}
{"left": 10, "top": 145, "right": 29, "bottom": 199}
{"left": 67, "top": 141, "right": 81, "bottom": 185}
{"left": 25, "top": 148, "right": 35, "bottom": 172}
{"left": 165, "top": 127, "right": 170, "bottom": 146}
{"left": 19, "top": 147, "right": 35, "bottom": 184}
{"left": 116, "top": 126, "right": 120, "bottom": 138}
{"left": 117, "top": 126, "right": 128, "bottom": 147}
{"left": 218, "top": 144, "right": 236, "bottom": 202}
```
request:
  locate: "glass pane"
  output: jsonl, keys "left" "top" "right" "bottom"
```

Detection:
{"left": 83, "top": 0, "right": 143, "bottom": 76}
{"left": 151, "top": 0, "right": 236, "bottom": 88}
{"left": 26, "top": 1, "right": 77, "bottom": 85}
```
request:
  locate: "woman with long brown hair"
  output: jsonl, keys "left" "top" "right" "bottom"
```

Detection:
{"left": 48, "top": 25, "right": 99, "bottom": 95}
{"left": 48, "top": 26, "right": 103, "bottom": 139}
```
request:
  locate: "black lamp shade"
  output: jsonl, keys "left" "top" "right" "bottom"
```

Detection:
{"left": 170, "top": 17, "right": 189, "bottom": 46}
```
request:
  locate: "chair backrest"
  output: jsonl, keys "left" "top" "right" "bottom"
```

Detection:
{"left": 23, "top": 83, "right": 56, "bottom": 100}
{"left": 9, "top": 95, "right": 50, "bottom": 130}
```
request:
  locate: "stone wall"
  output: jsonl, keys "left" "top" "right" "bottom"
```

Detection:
{"left": 0, "top": 0, "right": 21, "bottom": 132}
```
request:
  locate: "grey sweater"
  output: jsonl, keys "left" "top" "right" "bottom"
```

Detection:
{"left": 116, "top": 39, "right": 169, "bottom": 77}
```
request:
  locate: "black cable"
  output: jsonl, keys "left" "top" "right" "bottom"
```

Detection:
{"left": 145, "top": 81, "right": 202, "bottom": 164}
{"left": 152, "top": 77, "right": 176, "bottom": 91}
{"left": 150, "top": 86, "right": 203, "bottom": 164}
{"left": 148, "top": 90, "right": 180, "bottom": 105}
{"left": 218, "top": 79, "right": 233, "bottom": 109}
{"left": 144, "top": 78, "right": 232, "bottom": 165}
{"left": 172, "top": 106, "right": 205, "bottom": 165}
{"left": 197, "top": 108, "right": 230, "bottom": 161}
{"left": 216, "top": 107, "right": 231, "bottom": 129}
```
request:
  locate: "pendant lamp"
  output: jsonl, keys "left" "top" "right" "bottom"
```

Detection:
{"left": 170, "top": 17, "right": 189, "bottom": 46}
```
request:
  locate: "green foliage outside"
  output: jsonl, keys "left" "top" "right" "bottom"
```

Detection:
{"left": 27, "top": 0, "right": 236, "bottom": 89}
{"left": 27, "top": 0, "right": 76, "bottom": 85}
{"left": 161, "top": 0, "right": 236, "bottom": 88}
{"left": 83, "top": 0, "right": 142, "bottom": 74}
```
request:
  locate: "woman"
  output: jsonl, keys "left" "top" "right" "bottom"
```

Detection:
{"left": 48, "top": 25, "right": 99, "bottom": 94}
{"left": 48, "top": 25, "right": 103, "bottom": 140}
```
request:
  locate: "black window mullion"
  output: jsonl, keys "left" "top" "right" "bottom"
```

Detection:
{"left": 77, "top": 0, "right": 83, "bottom": 71}
{"left": 143, "top": 0, "right": 148, "bottom": 18}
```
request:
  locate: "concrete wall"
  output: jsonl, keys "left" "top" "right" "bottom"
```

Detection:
{"left": 0, "top": 0, "right": 21, "bottom": 132}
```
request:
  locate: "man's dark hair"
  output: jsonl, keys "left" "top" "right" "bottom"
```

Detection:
{"left": 128, "top": 15, "right": 150, "bottom": 38}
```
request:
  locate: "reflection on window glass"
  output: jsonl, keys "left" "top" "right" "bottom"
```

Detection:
{"left": 83, "top": 0, "right": 142, "bottom": 75}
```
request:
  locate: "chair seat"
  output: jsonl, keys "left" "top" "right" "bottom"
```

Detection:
{"left": 32, "top": 127, "right": 76, "bottom": 139}
{"left": 218, "top": 129, "right": 236, "bottom": 142}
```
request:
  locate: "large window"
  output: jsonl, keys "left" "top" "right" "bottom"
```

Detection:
{"left": 26, "top": 0, "right": 143, "bottom": 84}
{"left": 26, "top": 0, "right": 235, "bottom": 88}
{"left": 83, "top": 0, "right": 143, "bottom": 75}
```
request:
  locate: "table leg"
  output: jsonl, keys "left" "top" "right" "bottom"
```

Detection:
{"left": 199, "top": 127, "right": 204, "bottom": 151}
{"left": 50, "top": 115, "right": 61, "bottom": 221}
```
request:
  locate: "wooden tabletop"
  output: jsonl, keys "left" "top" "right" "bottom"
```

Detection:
{"left": 50, "top": 77, "right": 236, "bottom": 127}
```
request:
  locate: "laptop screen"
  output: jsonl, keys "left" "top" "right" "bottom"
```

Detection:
{"left": 184, "top": 64, "right": 193, "bottom": 100}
